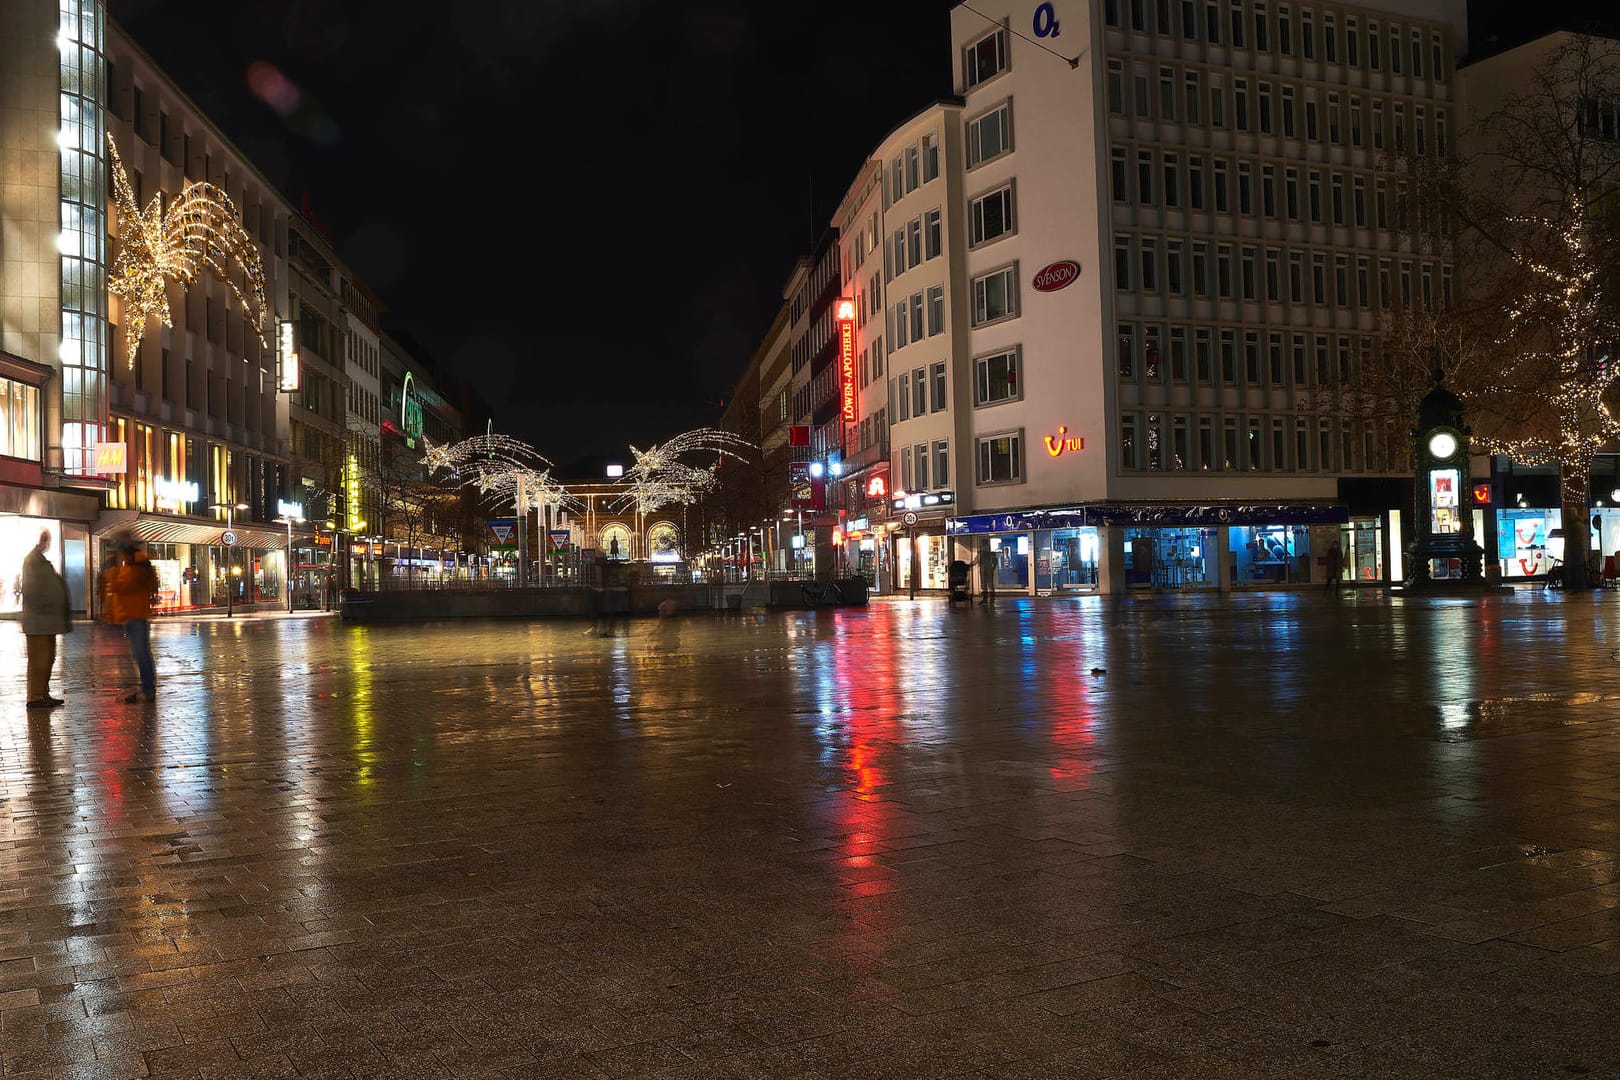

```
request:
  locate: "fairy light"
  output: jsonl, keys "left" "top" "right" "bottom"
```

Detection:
{"left": 422, "top": 434, "right": 580, "bottom": 515}
{"left": 609, "top": 427, "right": 756, "bottom": 518}
{"left": 1470, "top": 197, "right": 1620, "bottom": 509}
{"left": 105, "top": 134, "right": 267, "bottom": 367}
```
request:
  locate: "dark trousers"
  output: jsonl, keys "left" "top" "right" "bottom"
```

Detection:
{"left": 124, "top": 619, "right": 155, "bottom": 694}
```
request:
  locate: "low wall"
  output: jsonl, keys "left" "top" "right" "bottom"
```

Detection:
{"left": 338, "top": 579, "right": 868, "bottom": 622}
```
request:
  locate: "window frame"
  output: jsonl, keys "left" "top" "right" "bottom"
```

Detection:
{"left": 975, "top": 429, "right": 1025, "bottom": 486}
{"left": 973, "top": 347, "right": 1022, "bottom": 407}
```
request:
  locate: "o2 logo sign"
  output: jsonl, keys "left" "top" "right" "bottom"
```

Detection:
{"left": 1033, "top": 2, "right": 1060, "bottom": 38}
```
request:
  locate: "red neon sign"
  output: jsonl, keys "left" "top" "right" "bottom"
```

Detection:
{"left": 836, "top": 298, "right": 856, "bottom": 424}
{"left": 866, "top": 475, "right": 887, "bottom": 499}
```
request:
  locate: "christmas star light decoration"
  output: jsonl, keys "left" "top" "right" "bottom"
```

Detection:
{"left": 105, "top": 133, "right": 267, "bottom": 367}
{"left": 610, "top": 427, "right": 756, "bottom": 517}
{"left": 423, "top": 434, "right": 579, "bottom": 514}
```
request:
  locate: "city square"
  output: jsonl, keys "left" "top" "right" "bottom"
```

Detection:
{"left": 0, "top": 595, "right": 1618, "bottom": 1078}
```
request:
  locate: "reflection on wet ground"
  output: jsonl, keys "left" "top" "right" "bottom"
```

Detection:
{"left": 1, "top": 592, "right": 1620, "bottom": 1077}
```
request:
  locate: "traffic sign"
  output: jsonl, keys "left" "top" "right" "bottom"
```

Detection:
{"left": 222, "top": 529, "right": 239, "bottom": 546}
{"left": 903, "top": 511, "right": 918, "bottom": 527}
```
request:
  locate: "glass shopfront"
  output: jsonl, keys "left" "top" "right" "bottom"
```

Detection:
{"left": 109, "top": 540, "right": 287, "bottom": 613}
{"left": 895, "top": 532, "right": 951, "bottom": 590}
{"left": 968, "top": 534, "right": 1031, "bottom": 592}
{"left": 0, "top": 516, "right": 62, "bottom": 614}
{"left": 1037, "top": 527, "right": 1100, "bottom": 591}
{"left": 1497, "top": 508, "right": 1561, "bottom": 579}
{"left": 1229, "top": 524, "right": 1311, "bottom": 585}
{"left": 1340, "top": 516, "right": 1385, "bottom": 585}
{"left": 1123, "top": 526, "right": 1213, "bottom": 589}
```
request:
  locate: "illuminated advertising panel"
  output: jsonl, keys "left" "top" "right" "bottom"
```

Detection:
{"left": 836, "top": 298, "right": 856, "bottom": 424}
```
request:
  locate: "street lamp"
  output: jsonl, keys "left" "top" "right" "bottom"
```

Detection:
{"left": 210, "top": 501, "right": 250, "bottom": 617}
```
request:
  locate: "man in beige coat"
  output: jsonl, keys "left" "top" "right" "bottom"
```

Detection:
{"left": 20, "top": 530, "right": 70, "bottom": 709}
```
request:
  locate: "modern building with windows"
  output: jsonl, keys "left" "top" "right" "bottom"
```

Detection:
{"left": 924, "top": 0, "right": 1468, "bottom": 593}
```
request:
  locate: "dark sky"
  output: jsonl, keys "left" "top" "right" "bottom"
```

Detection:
{"left": 106, "top": 1, "right": 1612, "bottom": 462}
{"left": 105, "top": 0, "right": 959, "bottom": 461}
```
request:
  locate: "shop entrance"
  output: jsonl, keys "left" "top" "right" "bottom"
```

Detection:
{"left": 1339, "top": 517, "right": 1386, "bottom": 584}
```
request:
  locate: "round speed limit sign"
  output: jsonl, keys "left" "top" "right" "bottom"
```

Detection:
{"left": 222, "top": 529, "right": 239, "bottom": 546}
{"left": 903, "top": 511, "right": 918, "bottom": 527}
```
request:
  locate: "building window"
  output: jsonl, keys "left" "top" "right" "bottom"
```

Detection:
{"left": 1112, "top": 148, "right": 1129, "bottom": 203}
{"left": 897, "top": 373, "right": 910, "bottom": 420}
{"left": 1107, "top": 61, "right": 1125, "bottom": 115}
{"left": 925, "top": 209, "right": 942, "bottom": 259}
{"left": 927, "top": 285, "right": 945, "bottom": 336}
{"left": 969, "top": 184, "right": 1016, "bottom": 246}
{"left": 972, "top": 265, "right": 1018, "bottom": 325}
{"left": 922, "top": 132, "right": 940, "bottom": 181}
{"left": 1118, "top": 323, "right": 1136, "bottom": 378}
{"left": 912, "top": 366, "right": 927, "bottom": 417}
{"left": 0, "top": 378, "right": 41, "bottom": 461}
{"left": 967, "top": 102, "right": 1012, "bottom": 166}
{"left": 1115, "top": 237, "right": 1133, "bottom": 290}
{"left": 930, "top": 361, "right": 947, "bottom": 412}
{"left": 1185, "top": 71, "right": 1201, "bottom": 124}
{"left": 910, "top": 291, "right": 925, "bottom": 341}
{"left": 1120, "top": 416, "right": 1138, "bottom": 470}
{"left": 975, "top": 348, "right": 1020, "bottom": 405}
{"left": 965, "top": 28, "right": 1008, "bottom": 88}
{"left": 976, "top": 431, "right": 1023, "bottom": 484}
{"left": 914, "top": 442, "right": 929, "bottom": 490}
{"left": 934, "top": 441, "right": 949, "bottom": 488}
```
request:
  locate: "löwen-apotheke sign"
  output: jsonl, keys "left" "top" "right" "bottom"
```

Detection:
{"left": 1032, "top": 260, "right": 1081, "bottom": 292}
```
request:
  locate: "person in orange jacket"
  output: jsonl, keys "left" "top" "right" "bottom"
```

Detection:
{"left": 100, "top": 537, "right": 158, "bottom": 703}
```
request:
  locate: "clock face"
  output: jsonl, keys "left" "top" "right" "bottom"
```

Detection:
{"left": 1427, "top": 431, "right": 1458, "bottom": 460}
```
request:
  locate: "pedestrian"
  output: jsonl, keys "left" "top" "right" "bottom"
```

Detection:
{"left": 1324, "top": 540, "right": 1344, "bottom": 594}
{"left": 100, "top": 537, "right": 158, "bottom": 703}
{"left": 977, "top": 538, "right": 998, "bottom": 605}
{"left": 19, "top": 530, "right": 70, "bottom": 710}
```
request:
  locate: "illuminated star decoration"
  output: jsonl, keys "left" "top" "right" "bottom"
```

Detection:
{"left": 610, "top": 427, "right": 756, "bottom": 518}
{"left": 105, "top": 133, "right": 267, "bottom": 368}
{"left": 423, "top": 434, "right": 580, "bottom": 516}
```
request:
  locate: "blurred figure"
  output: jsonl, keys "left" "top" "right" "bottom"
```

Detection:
{"left": 20, "top": 530, "right": 70, "bottom": 709}
{"left": 976, "top": 538, "right": 998, "bottom": 605}
{"left": 1324, "top": 540, "right": 1344, "bottom": 595}
{"left": 100, "top": 537, "right": 158, "bottom": 703}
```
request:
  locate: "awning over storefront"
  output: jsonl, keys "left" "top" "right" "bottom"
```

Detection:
{"left": 948, "top": 502, "right": 1351, "bottom": 534}
{"left": 93, "top": 510, "right": 294, "bottom": 550}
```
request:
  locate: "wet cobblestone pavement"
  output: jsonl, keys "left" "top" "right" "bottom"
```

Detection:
{"left": 4, "top": 592, "right": 1620, "bottom": 1078}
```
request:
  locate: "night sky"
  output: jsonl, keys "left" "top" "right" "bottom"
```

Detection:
{"left": 106, "top": 0, "right": 1615, "bottom": 464}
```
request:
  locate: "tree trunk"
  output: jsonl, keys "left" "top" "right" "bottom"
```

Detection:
{"left": 1562, "top": 460, "right": 1592, "bottom": 589}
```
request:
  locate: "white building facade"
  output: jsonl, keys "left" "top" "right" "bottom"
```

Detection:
{"left": 926, "top": 0, "right": 1468, "bottom": 593}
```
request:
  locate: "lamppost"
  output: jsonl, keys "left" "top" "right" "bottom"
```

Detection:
{"left": 274, "top": 511, "right": 304, "bottom": 613}
{"left": 210, "top": 501, "right": 249, "bottom": 617}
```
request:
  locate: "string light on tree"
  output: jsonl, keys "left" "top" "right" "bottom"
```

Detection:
{"left": 105, "top": 134, "right": 267, "bottom": 367}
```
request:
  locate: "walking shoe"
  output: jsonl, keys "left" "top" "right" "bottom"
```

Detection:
{"left": 26, "top": 699, "right": 55, "bottom": 709}
{"left": 43, "top": 696, "right": 63, "bottom": 706}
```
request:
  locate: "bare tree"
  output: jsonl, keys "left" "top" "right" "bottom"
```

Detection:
{"left": 1423, "top": 34, "right": 1620, "bottom": 586}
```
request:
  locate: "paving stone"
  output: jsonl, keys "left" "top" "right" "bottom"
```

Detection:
{"left": 0, "top": 596, "right": 1617, "bottom": 1075}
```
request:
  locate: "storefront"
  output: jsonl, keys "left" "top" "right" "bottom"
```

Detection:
{"left": 1339, "top": 516, "right": 1386, "bottom": 585}
{"left": 1494, "top": 507, "right": 1564, "bottom": 580}
{"left": 1229, "top": 523, "right": 1312, "bottom": 586}
{"left": 94, "top": 511, "right": 291, "bottom": 614}
{"left": 950, "top": 503, "right": 1349, "bottom": 594}
{"left": 895, "top": 530, "right": 952, "bottom": 591}
{"left": 1125, "top": 526, "right": 1215, "bottom": 589}
{"left": 1039, "top": 526, "right": 1101, "bottom": 591}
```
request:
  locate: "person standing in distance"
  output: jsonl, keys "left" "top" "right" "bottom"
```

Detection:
{"left": 1324, "top": 539, "right": 1344, "bottom": 594}
{"left": 20, "top": 530, "right": 70, "bottom": 709}
{"left": 101, "top": 537, "right": 158, "bottom": 703}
